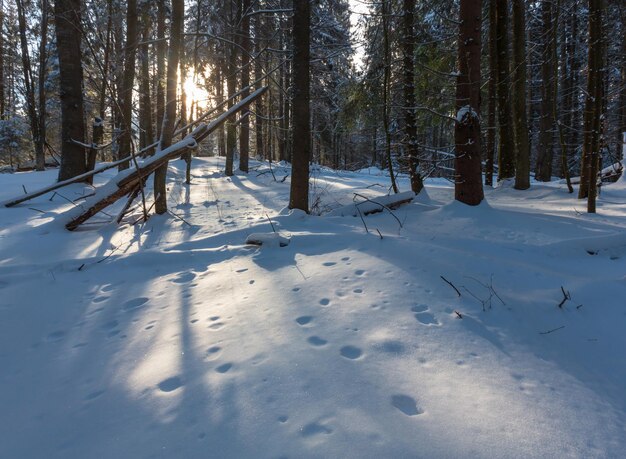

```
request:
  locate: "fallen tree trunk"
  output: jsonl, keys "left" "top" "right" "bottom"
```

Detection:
{"left": 326, "top": 191, "right": 416, "bottom": 217}
{"left": 4, "top": 85, "right": 268, "bottom": 209}
{"left": 65, "top": 85, "right": 268, "bottom": 230}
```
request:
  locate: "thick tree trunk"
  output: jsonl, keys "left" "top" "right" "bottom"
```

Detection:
{"left": 254, "top": 15, "right": 265, "bottom": 160}
{"left": 495, "top": 0, "right": 515, "bottom": 180}
{"left": 512, "top": 0, "right": 530, "bottom": 189}
{"left": 154, "top": 0, "right": 184, "bottom": 215}
{"left": 225, "top": 2, "right": 238, "bottom": 176}
{"left": 485, "top": 0, "right": 497, "bottom": 186}
{"left": 37, "top": 0, "right": 49, "bottom": 169}
{"left": 382, "top": 0, "right": 398, "bottom": 193}
{"left": 55, "top": 0, "right": 87, "bottom": 181}
{"left": 455, "top": 0, "right": 484, "bottom": 205}
{"left": 155, "top": 0, "right": 166, "bottom": 141}
{"left": 289, "top": 0, "right": 311, "bottom": 211}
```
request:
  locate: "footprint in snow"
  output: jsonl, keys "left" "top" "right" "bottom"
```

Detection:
{"left": 122, "top": 297, "right": 149, "bottom": 311}
{"left": 355, "top": 269, "right": 366, "bottom": 276}
{"left": 340, "top": 345, "right": 363, "bottom": 360}
{"left": 414, "top": 312, "right": 439, "bottom": 326}
{"left": 301, "top": 421, "right": 333, "bottom": 437}
{"left": 307, "top": 336, "right": 328, "bottom": 347}
{"left": 411, "top": 305, "right": 440, "bottom": 326}
{"left": 171, "top": 272, "right": 196, "bottom": 284}
{"left": 319, "top": 298, "right": 330, "bottom": 306}
{"left": 215, "top": 363, "right": 233, "bottom": 373}
{"left": 322, "top": 262, "right": 336, "bottom": 267}
{"left": 391, "top": 394, "right": 423, "bottom": 416}
{"left": 296, "top": 316, "right": 313, "bottom": 326}
{"left": 158, "top": 376, "right": 183, "bottom": 392}
{"left": 92, "top": 296, "right": 109, "bottom": 303}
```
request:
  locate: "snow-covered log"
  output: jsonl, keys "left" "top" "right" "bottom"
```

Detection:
{"left": 327, "top": 191, "right": 416, "bottom": 217}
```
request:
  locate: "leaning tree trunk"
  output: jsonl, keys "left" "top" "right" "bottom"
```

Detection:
{"left": 55, "top": 0, "right": 87, "bottom": 181}
{"left": 289, "top": 0, "right": 311, "bottom": 212}
{"left": 154, "top": 0, "right": 184, "bottom": 215}
{"left": 455, "top": 0, "right": 484, "bottom": 205}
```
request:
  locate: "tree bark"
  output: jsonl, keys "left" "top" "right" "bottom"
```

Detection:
{"left": 154, "top": 0, "right": 184, "bottom": 215}
{"left": 485, "top": 0, "right": 497, "bottom": 186}
{"left": 455, "top": 0, "right": 484, "bottom": 205}
{"left": 239, "top": 0, "right": 251, "bottom": 172}
{"left": 55, "top": 0, "right": 87, "bottom": 181}
{"left": 495, "top": 0, "right": 515, "bottom": 180}
{"left": 402, "top": 0, "right": 423, "bottom": 193}
{"left": 118, "top": 0, "right": 138, "bottom": 170}
{"left": 289, "top": 0, "right": 311, "bottom": 211}
{"left": 512, "top": 0, "right": 530, "bottom": 189}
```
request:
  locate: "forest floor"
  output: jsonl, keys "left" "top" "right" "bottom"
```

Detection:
{"left": 1, "top": 157, "right": 625, "bottom": 458}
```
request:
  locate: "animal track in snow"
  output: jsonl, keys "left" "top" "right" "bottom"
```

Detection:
{"left": 46, "top": 331, "right": 66, "bottom": 342}
{"left": 355, "top": 269, "right": 366, "bottom": 276}
{"left": 319, "top": 298, "right": 330, "bottom": 306}
{"left": 215, "top": 363, "right": 233, "bottom": 373}
{"left": 391, "top": 394, "right": 423, "bottom": 416}
{"left": 411, "top": 304, "right": 440, "bottom": 325}
{"left": 204, "top": 346, "right": 221, "bottom": 361}
{"left": 208, "top": 322, "right": 225, "bottom": 330}
{"left": 301, "top": 421, "right": 333, "bottom": 437}
{"left": 158, "top": 376, "right": 183, "bottom": 392}
{"left": 171, "top": 272, "right": 196, "bottom": 284}
{"left": 353, "top": 288, "right": 363, "bottom": 294}
{"left": 92, "top": 296, "right": 109, "bottom": 303}
{"left": 414, "top": 312, "right": 439, "bottom": 326}
{"left": 322, "top": 262, "right": 336, "bottom": 267}
{"left": 296, "top": 316, "right": 313, "bottom": 326}
{"left": 307, "top": 336, "right": 328, "bottom": 347}
{"left": 340, "top": 345, "right": 363, "bottom": 360}
{"left": 122, "top": 297, "right": 149, "bottom": 311}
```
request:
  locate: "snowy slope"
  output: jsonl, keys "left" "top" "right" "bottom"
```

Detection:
{"left": 1, "top": 158, "right": 625, "bottom": 458}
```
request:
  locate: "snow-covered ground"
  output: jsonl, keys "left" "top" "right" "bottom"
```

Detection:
{"left": 1, "top": 158, "right": 625, "bottom": 458}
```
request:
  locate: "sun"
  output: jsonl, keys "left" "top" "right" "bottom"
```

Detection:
{"left": 183, "top": 76, "right": 210, "bottom": 109}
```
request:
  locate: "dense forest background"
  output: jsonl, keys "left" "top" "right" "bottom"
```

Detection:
{"left": 0, "top": 0, "right": 624, "bottom": 211}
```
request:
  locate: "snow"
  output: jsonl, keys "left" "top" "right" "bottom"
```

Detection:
{"left": 1, "top": 158, "right": 625, "bottom": 458}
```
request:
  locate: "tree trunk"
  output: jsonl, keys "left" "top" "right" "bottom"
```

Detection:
{"left": 254, "top": 14, "right": 265, "bottom": 160}
{"left": 536, "top": 0, "right": 556, "bottom": 181}
{"left": 139, "top": 11, "right": 154, "bottom": 155}
{"left": 289, "top": 0, "right": 311, "bottom": 211}
{"left": 512, "top": 0, "right": 530, "bottom": 189}
{"left": 495, "top": 0, "right": 515, "bottom": 180}
{"left": 155, "top": 0, "right": 166, "bottom": 141}
{"left": 154, "top": 0, "right": 184, "bottom": 215}
{"left": 118, "top": 0, "right": 138, "bottom": 170}
{"left": 585, "top": 0, "right": 605, "bottom": 212}
{"left": 455, "top": 0, "right": 484, "bottom": 205}
{"left": 16, "top": 0, "right": 44, "bottom": 171}
{"left": 485, "top": 0, "right": 497, "bottom": 186}
{"left": 55, "top": 0, "right": 87, "bottom": 181}
{"left": 382, "top": 0, "right": 399, "bottom": 193}
{"left": 239, "top": 0, "right": 251, "bottom": 172}
{"left": 225, "top": 1, "right": 238, "bottom": 176}
{"left": 402, "top": 0, "right": 423, "bottom": 193}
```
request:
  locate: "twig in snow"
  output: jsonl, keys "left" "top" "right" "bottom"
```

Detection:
{"left": 29, "top": 207, "right": 45, "bottom": 214}
{"left": 440, "top": 275, "right": 461, "bottom": 297}
{"left": 558, "top": 286, "right": 571, "bottom": 309}
{"left": 353, "top": 192, "right": 404, "bottom": 228}
{"left": 454, "top": 310, "right": 463, "bottom": 319}
{"left": 375, "top": 228, "right": 383, "bottom": 239}
{"left": 167, "top": 210, "right": 193, "bottom": 227}
{"left": 539, "top": 325, "right": 565, "bottom": 335}
{"left": 356, "top": 205, "right": 369, "bottom": 234}
{"left": 265, "top": 213, "right": 276, "bottom": 233}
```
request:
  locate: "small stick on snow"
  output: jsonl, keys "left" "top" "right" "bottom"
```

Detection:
{"left": 558, "top": 286, "right": 571, "bottom": 309}
{"left": 265, "top": 213, "right": 276, "bottom": 233}
{"left": 376, "top": 228, "right": 383, "bottom": 239}
{"left": 539, "top": 325, "right": 565, "bottom": 335}
{"left": 454, "top": 310, "right": 463, "bottom": 319}
{"left": 441, "top": 276, "right": 461, "bottom": 297}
